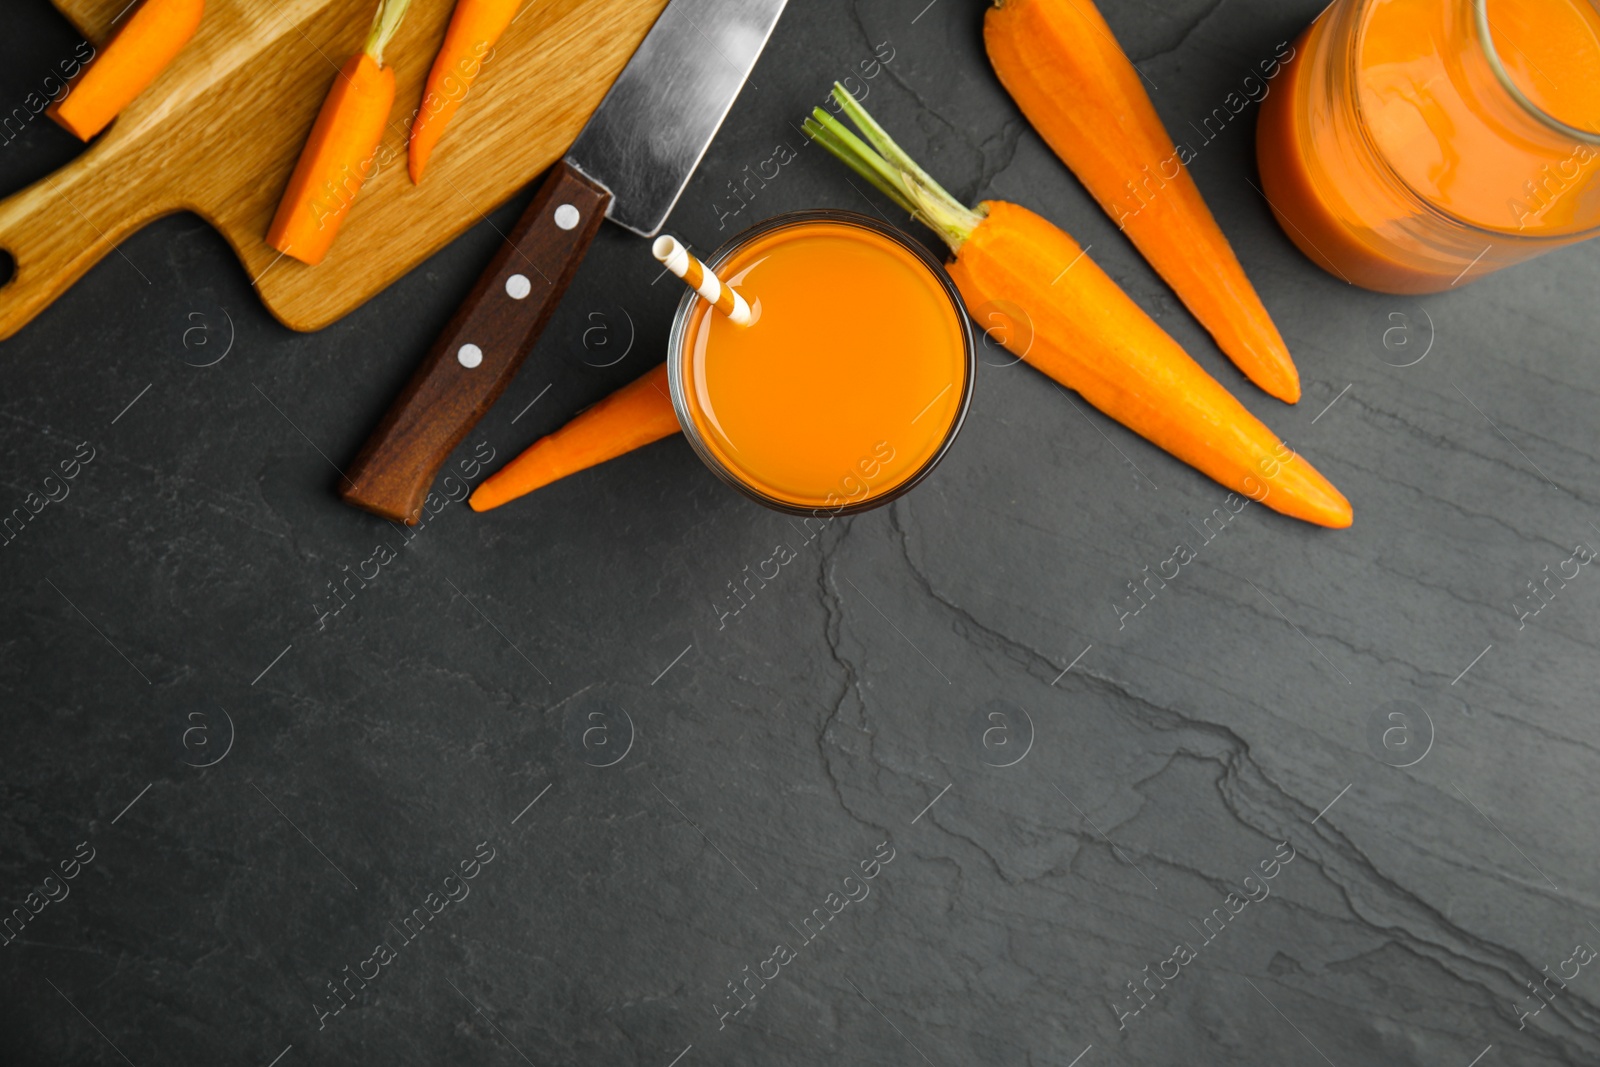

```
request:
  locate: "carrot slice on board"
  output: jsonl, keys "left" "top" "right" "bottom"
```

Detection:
{"left": 409, "top": 0, "right": 522, "bottom": 183}
{"left": 985, "top": 0, "right": 1302, "bottom": 404}
{"left": 469, "top": 364, "right": 683, "bottom": 512}
{"left": 266, "top": 0, "right": 411, "bottom": 266}
{"left": 806, "top": 85, "right": 1350, "bottom": 528}
{"left": 47, "top": 0, "right": 206, "bottom": 142}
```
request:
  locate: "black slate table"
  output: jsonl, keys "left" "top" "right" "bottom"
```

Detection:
{"left": 4, "top": 1, "right": 1599, "bottom": 1065}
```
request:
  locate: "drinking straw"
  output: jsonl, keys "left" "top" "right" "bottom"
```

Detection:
{"left": 652, "top": 235, "right": 753, "bottom": 326}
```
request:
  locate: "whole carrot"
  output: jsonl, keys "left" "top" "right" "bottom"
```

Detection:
{"left": 267, "top": 0, "right": 412, "bottom": 266}
{"left": 469, "top": 364, "right": 682, "bottom": 512}
{"left": 985, "top": 0, "right": 1302, "bottom": 404}
{"left": 807, "top": 86, "right": 1349, "bottom": 528}
{"left": 409, "top": 0, "right": 522, "bottom": 183}
{"left": 47, "top": 0, "right": 205, "bottom": 142}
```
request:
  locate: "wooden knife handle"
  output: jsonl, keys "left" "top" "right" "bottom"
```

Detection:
{"left": 341, "top": 162, "right": 611, "bottom": 523}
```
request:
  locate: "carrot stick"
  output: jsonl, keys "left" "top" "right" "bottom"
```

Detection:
{"left": 47, "top": 0, "right": 205, "bottom": 142}
{"left": 408, "top": 0, "right": 521, "bottom": 183}
{"left": 266, "top": 0, "right": 411, "bottom": 266}
{"left": 469, "top": 364, "right": 682, "bottom": 512}
{"left": 985, "top": 0, "right": 1302, "bottom": 404}
{"left": 806, "top": 86, "right": 1350, "bottom": 528}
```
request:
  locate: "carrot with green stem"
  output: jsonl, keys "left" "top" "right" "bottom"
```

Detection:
{"left": 469, "top": 364, "right": 681, "bottom": 512}
{"left": 409, "top": 0, "right": 522, "bottom": 183}
{"left": 267, "top": 0, "right": 412, "bottom": 266}
{"left": 985, "top": 0, "right": 1301, "bottom": 404}
{"left": 47, "top": 0, "right": 206, "bottom": 141}
{"left": 805, "top": 85, "right": 1350, "bottom": 528}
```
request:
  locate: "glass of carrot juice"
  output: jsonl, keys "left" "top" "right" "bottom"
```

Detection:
{"left": 667, "top": 210, "right": 974, "bottom": 516}
{"left": 1257, "top": 0, "right": 1600, "bottom": 293}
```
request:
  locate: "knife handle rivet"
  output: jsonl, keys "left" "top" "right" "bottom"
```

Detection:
{"left": 457, "top": 343, "right": 484, "bottom": 369}
{"left": 553, "top": 204, "right": 581, "bottom": 231}
{"left": 505, "top": 274, "right": 532, "bottom": 300}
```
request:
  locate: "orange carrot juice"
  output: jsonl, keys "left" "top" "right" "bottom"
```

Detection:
{"left": 1258, "top": 0, "right": 1600, "bottom": 292}
{"left": 669, "top": 212, "right": 972, "bottom": 514}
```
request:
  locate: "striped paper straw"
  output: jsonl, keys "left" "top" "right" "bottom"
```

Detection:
{"left": 651, "top": 235, "right": 753, "bottom": 326}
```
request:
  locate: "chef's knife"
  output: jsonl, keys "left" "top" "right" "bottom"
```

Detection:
{"left": 340, "top": 0, "right": 790, "bottom": 523}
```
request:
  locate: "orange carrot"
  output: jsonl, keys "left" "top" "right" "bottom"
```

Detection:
{"left": 985, "top": 0, "right": 1302, "bottom": 404}
{"left": 47, "top": 0, "right": 205, "bottom": 142}
{"left": 952, "top": 202, "right": 1345, "bottom": 524}
{"left": 807, "top": 86, "right": 1350, "bottom": 528}
{"left": 408, "top": 0, "right": 521, "bottom": 183}
{"left": 470, "top": 364, "right": 682, "bottom": 512}
{"left": 266, "top": 0, "right": 411, "bottom": 266}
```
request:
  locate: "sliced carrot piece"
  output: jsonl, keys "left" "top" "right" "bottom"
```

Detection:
{"left": 409, "top": 0, "right": 522, "bottom": 183}
{"left": 985, "top": 0, "right": 1302, "bottom": 403}
{"left": 469, "top": 364, "right": 682, "bottom": 512}
{"left": 47, "top": 0, "right": 206, "bottom": 142}
{"left": 266, "top": 0, "right": 412, "bottom": 266}
{"left": 266, "top": 54, "right": 395, "bottom": 266}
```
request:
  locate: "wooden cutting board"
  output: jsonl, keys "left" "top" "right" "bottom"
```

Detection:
{"left": 0, "top": 0, "right": 669, "bottom": 340}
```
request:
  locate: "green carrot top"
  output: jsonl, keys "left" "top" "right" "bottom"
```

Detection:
{"left": 803, "top": 84, "right": 985, "bottom": 251}
{"left": 365, "top": 0, "right": 414, "bottom": 67}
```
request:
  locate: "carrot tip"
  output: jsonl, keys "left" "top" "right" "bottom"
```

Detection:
{"left": 1263, "top": 376, "right": 1302, "bottom": 405}
{"left": 45, "top": 106, "right": 95, "bottom": 142}
{"left": 1306, "top": 485, "right": 1354, "bottom": 528}
{"left": 1235, "top": 347, "right": 1301, "bottom": 403}
{"left": 268, "top": 237, "right": 322, "bottom": 267}
{"left": 1320, "top": 507, "right": 1354, "bottom": 530}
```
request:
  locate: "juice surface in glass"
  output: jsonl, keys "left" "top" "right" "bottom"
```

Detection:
{"left": 671, "top": 215, "right": 971, "bottom": 514}
{"left": 1257, "top": 0, "right": 1600, "bottom": 292}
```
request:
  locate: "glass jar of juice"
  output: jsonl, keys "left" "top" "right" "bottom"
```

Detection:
{"left": 1257, "top": 0, "right": 1600, "bottom": 293}
{"left": 667, "top": 210, "right": 974, "bottom": 516}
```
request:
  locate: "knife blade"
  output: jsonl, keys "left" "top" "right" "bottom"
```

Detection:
{"left": 340, "top": 0, "right": 790, "bottom": 524}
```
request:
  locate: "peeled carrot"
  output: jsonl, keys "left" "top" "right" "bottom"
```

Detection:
{"left": 409, "top": 0, "right": 521, "bottom": 183}
{"left": 266, "top": 0, "right": 411, "bottom": 266}
{"left": 952, "top": 202, "right": 1345, "bottom": 524}
{"left": 470, "top": 364, "right": 682, "bottom": 512}
{"left": 807, "top": 86, "right": 1350, "bottom": 528}
{"left": 47, "top": 0, "right": 205, "bottom": 142}
{"left": 985, "top": 0, "right": 1302, "bottom": 404}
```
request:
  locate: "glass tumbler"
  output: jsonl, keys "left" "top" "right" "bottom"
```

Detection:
{"left": 666, "top": 210, "right": 975, "bottom": 517}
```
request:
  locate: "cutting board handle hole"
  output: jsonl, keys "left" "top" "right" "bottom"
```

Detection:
{"left": 0, "top": 249, "right": 16, "bottom": 291}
